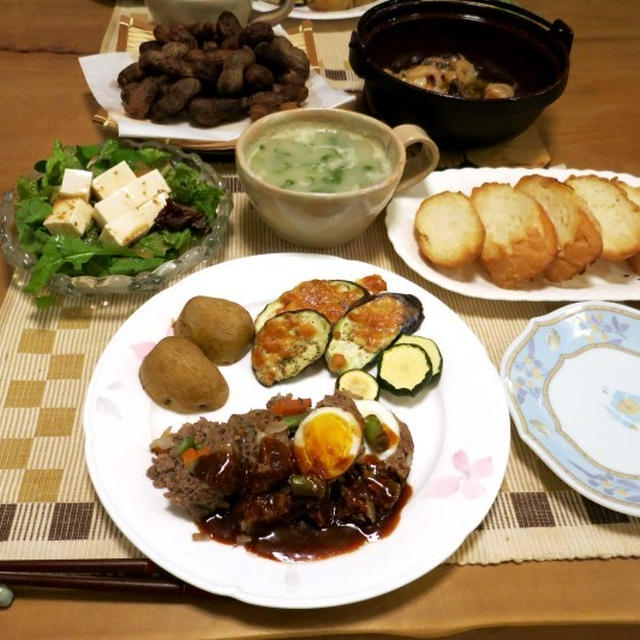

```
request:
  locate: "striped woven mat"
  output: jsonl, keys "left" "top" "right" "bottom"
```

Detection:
{"left": 1, "top": 185, "right": 640, "bottom": 563}
{"left": 1, "top": 0, "right": 638, "bottom": 565}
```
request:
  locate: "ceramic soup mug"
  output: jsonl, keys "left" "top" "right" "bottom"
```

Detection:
{"left": 144, "top": 0, "right": 295, "bottom": 26}
{"left": 236, "top": 108, "right": 440, "bottom": 248}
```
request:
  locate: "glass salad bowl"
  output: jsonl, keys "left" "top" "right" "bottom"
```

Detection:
{"left": 0, "top": 139, "right": 233, "bottom": 300}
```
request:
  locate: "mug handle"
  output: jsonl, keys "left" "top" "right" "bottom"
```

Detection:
{"left": 251, "top": 0, "right": 296, "bottom": 25}
{"left": 392, "top": 124, "right": 440, "bottom": 192}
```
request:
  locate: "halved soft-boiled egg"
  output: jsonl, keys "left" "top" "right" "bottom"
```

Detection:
{"left": 293, "top": 406, "right": 363, "bottom": 479}
{"left": 354, "top": 399, "right": 401, "bottom": 461}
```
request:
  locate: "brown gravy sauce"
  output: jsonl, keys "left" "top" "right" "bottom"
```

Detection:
{"left": 198, "top": 484, "right": 412, "bottom": 562}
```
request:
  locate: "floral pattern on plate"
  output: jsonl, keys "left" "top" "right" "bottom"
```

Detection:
{"left": 425, "top": 450, "right": 494, "bottom": 499}
{"left": 501, "top": 301, "right": 640, "bottom": 516}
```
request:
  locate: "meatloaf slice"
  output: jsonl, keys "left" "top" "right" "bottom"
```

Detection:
{"left": 147, "top": 409, "right": 293, "bottom": 522}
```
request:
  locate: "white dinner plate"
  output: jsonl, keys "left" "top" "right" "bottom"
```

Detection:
{"left": 254, "top": 0, "right": 385, "bottom": 20}
{"left": 501, "top": 301, "right": 640, "bottom": 517}
{"left": 386, "top": 167, "right": 640, "bottom": 301}
{"left": 83, "top": 253, "right": 510, "bottom": 608}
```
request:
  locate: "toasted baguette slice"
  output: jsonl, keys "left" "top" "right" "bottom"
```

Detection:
{"left": 413, "top": 191, "right": 485, "bottom": 268}
{"left": 515, "top": 175, "right": 602, "bottom": 282}
{"left": 564, "top": 175, "right": 640, "bottom": 261}
{"left": 613, "top": 179, "right": 640, "bottom": 208}
{"left": 470, "top": 182, "right": 557, "bottom": 288}
{"left": 612, "top": 179, "right": 640, "bottom": 274}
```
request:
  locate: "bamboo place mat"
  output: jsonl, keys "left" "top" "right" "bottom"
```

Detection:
{"left": 1, "top": 186, "right": 640, "bottom": 564}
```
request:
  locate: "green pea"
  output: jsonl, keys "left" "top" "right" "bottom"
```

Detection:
{"left": 289, "top": 474, "right": 326, "bottom": 498}
{"left": 171, "top": 436, "right": 196, "bottom": 457}
{"left": 282, "top": 411, "right": 310, "bottom": 433}
{"left": 364, "top": 414, "right": 389, "bottom": 453}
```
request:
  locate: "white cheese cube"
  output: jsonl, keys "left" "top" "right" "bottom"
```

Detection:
{"left": 127, "top": 169, "right": 170, "bottom": 204}
{"left": 93, "top": 186, "right": 137, "bottom": 228}
{"left": 91, "top": 161, "right": 137, "bottom": 200}
{"left": 99, "top": 193, "right": 168, "bottom": 247}
{"left": 43, "top": 197, "right": 94, "bottom": 237}
{"left": 59, "top": 169, "right": 93, "bottom": 201}
{"left": 93, "top": 169, "right": 170, "bottom": 228}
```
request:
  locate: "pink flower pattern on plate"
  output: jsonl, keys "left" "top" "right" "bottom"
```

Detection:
{"left": 425, "top": 450, "right": 493, "bottom": 498}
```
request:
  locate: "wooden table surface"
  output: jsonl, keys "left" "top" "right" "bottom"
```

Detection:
{"left": 1, "top": 1, "right": 640, "bottom": 638}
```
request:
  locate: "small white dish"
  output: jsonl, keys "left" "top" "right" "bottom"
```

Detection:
{"left": 501, "top": 301, "right": 640, "bottom": 517}
{"left": 385, "top": 167, "right": 640, "bottom": 301}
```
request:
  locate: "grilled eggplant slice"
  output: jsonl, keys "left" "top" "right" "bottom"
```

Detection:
{"left": 254, "top": 279, "right": 369, "bottom": 331}
{"left": 325, "top": 293, "right": 424, "bottom": 375}
{"left": 395, "top": 334, "right": 443, "bottom": 383}
{"left": 251, "top": 309, "right": 332, "bottom": 386}
{"left": 378, "top": 343, "right": 432, "bottom": 396}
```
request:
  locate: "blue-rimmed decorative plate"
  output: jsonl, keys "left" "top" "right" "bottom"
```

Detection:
{"left": 501, "top": 301, "right": 640, "bottom": 517}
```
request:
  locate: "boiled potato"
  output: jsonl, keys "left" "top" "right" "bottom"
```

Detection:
{"left": 174, "top": 296, "right": 254, "bottom": 365}
{"left": 139, "top": 336, "right": 229, "bottom": 413}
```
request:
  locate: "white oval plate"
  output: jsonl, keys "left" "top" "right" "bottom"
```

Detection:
{"left": 83, "top": 253, "right": 510, "bottom": 608}
{"left": 501, "top": 301, "right": 640, "bottom": 517}
{"left": 386, "top": 167, "right": 640, "bottom": 301}
{"left": 254, "top": 0, "right": 385, "bottom": 20}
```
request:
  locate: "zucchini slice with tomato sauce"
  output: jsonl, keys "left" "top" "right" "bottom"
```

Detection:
{"left": 325, "top": 292, "right": 424, "bottom": 375}
{"left": 251, "top": 309, "right": 332, "bottom": 387}
{"left": 254, "top": 279, "right": 369, "bottom": 332}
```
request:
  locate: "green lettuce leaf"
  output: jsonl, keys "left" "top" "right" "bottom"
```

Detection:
{"left": 16, "top": 176, "right": 44, "bottom": 201}
{"left": 107, "top": 256, "right": 166, "bottom": 275}
{"left": 24, "top": 235, "right": 141, "bottom": 296}
{"left": 91, "top": 139, "right": 171, "bottom": 175}
{"left": 133, "top": 228, "right": 194, "bottom": 257}
{"left": 44, "top": 141, "right": 84, "bottom": 186}
{"left": 164, "top": 162, "right": 222, "bottom": 223}
{"left": 14, "top": 198, "right": 53, "bottom": 253}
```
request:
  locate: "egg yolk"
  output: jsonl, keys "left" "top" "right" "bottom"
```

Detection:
{"left": 294, "top": 410, "right": 361, "bottom": 479}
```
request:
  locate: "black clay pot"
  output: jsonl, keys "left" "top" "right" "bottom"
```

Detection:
{"left": 349, "top": 0, "right": 572, "bottom": 149}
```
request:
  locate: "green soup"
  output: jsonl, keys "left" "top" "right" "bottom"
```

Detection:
{"left": 248, "top": 126, "right": 393, "bottom": 193}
